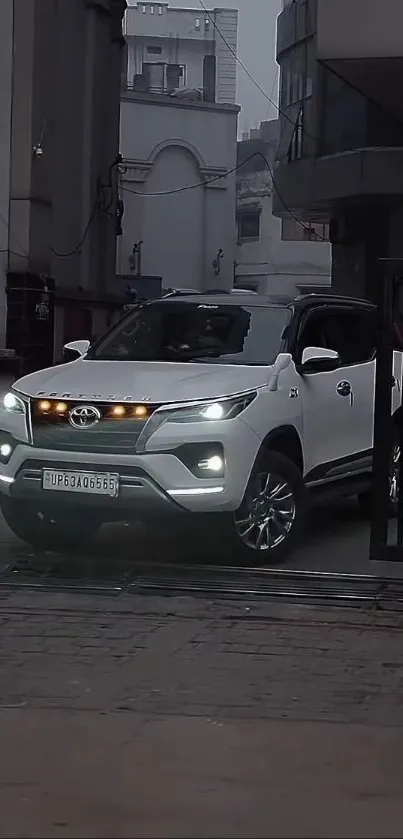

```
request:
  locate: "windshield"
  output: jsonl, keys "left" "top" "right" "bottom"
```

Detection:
{"left": 90, "top": 302, "right": 291, "bottom": 366}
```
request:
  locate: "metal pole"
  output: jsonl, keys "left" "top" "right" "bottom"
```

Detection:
{"left": 370, "top": 262, "right": 396, "bottom": 560}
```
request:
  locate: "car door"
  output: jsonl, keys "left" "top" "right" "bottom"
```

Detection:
{"left": 293, "top": 304, "right": 374, "bottom": 479}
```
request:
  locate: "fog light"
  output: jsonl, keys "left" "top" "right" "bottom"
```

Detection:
{"left": 55, "top": 402, "right": 68, "bottom": 413}
{"left": 134, "top": 405, "right": 148, "bottom": 418}
{"left": 112, "top": 405, "right": 126, "bottom": 417}
{"left": 197, "top": 455, "right": 224, "bottom": 472}
{"left": 0, "top": 443, "right": 12, "bottom": 458}
{"left": 39, "top": 400, "right": 52, "bottom": 412}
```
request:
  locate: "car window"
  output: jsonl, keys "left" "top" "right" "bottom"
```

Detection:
{"left": 89, "top": 303, "right": 291, "bottom": 366}
{"left": 297, "top": 307, "right": 377, "bottom": 366}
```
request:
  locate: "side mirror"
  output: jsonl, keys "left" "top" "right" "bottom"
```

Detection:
{"left": 299, "top": 346, "right": 340, "bottom": 374}
{"left": 268, "top": 352, "right": 293, "bottom": 392}
{"left": 63, "top": 339, "right": 90, "bottom": 363}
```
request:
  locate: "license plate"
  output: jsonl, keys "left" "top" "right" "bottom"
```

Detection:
{"left": 42, "top": 469, "right": 119, "bottom": 497}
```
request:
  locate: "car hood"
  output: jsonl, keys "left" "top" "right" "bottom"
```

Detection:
{"left": 14, "top": 359, "right": 272, "bottom": 403}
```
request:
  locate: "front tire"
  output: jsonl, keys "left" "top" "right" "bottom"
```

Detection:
{"left": 218, "top": 450, "right": 306, "bottom": 565}
{"left": 0, "top": 495, "right": 102, "bottom": 551}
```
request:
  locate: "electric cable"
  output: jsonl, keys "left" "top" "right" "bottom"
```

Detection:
{"left": 119, "top": 151, "right": 260, "bottom": 197}
{"left": 197, "top": 0, "right": 317, "bottom": 142}
{"left": 121, "top": 148, "right": 330, "bottom": 243}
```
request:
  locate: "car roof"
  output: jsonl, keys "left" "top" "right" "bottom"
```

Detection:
{"left": 156, "top": 291, "right": 376, "bottom": 311}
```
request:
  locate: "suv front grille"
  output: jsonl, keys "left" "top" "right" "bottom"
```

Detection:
{"left": 30, "top": 399, "right": 159, "bottom": 455}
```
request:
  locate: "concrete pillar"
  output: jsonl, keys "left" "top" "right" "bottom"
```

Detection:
{"left": 330, "top": 205, "right": 390, "bottom": 302}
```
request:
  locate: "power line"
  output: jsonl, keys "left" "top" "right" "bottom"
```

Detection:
{"left": 121, "top": 146, "right": 329, "bottom": 243}
{"left": 197, "top": 0, "right": 317, "bottom": 142}
{"left": 50, "top": 190, "right": 101, "bottom": 259}
{"left": 0, "top": 248, "right": 28, "bottom": 259}
{"left": 256, "top": 151, "right": 329, "bottom": 243}
{"left": 119, "top": 152, "right": 259, "bottom": 197}
{"left": 0, "top": 209, "right": 30, "bottom": 261}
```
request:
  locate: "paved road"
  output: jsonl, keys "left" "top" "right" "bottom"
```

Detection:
{"left": 0, "top": 498, "right": 401, "bottom": 578}
{"left": 2, "top": 588, "right": 403, "bottom": 837}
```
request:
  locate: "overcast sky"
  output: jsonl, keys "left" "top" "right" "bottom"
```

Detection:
{"left": 174, "top": 0, "right": 282, "bottom": 132}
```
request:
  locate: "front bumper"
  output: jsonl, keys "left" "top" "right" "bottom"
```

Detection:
{"left": 0, "top": 416, "right": 260, "bottom": 517}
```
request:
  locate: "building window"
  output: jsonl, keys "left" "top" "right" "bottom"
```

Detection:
{"left": 142, "top": 5, "right": 147, "bottom": 12}
{"left": 158, "top": 6, "right": 163, "bottom": 13}
{"left": 195, "top": 17, "right": 200, "bottom": 29}
{"left": 142, "top": 62, "right": 186, "bottom": 94}
{"left": 281, "top": 44, "right": 308, "bottom": 108}
{"left": 237, "top": 211, "right": 261, "bottom": 242}
{"left": 278, "top": 39, "right": 315, "bottom": 164}
{"left": 289, "top": 105, "right": 303, "bottom": 161}
{"left": 282, "top": 218, "right": 329, "bottom": 242}
{"left": 147, "top": 45, "right": 162, "bottom": 54}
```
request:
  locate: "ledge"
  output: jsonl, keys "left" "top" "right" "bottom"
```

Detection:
{"left": 121, "top": 89, "right": 240, "bottom": 115}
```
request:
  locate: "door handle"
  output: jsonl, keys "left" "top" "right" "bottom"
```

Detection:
{"left": 337, "top": 381, "right": 352, "bottom": 398}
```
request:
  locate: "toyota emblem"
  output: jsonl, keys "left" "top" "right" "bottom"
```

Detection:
{"left": 68, "top": 405, "right": 101, "bottom": 429}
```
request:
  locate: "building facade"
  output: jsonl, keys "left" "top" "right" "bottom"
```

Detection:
{"left": 274, "top": 0, "right": 403, "bottom": 301}
{"left": 118, "top": 90, "right": 239, "bottom": 291}
{"left": 123, "top": 1, "right": 237, "bottom": 104}
{"left": 118, "top": 1, "right": 239, "bottom": 292}
{"left": 0, "top": 0, "right": 127, "bottom": 373}
{"left": 235, "top": 119, "right": 330, "bottom": 295}
{"left": 0, "top": 0, "right": 14, "bottom": 350}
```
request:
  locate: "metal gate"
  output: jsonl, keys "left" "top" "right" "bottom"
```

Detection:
{"left": 370, "top": 259, "right": 403, "bottom": 561}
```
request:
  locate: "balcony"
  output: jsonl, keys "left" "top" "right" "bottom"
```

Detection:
{"left": 316, "top": 0, "right": 403, "bottom": 117}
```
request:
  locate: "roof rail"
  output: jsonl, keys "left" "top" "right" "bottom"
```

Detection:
{"left": 230, "top": 288, "right": 258, "bottom": 294}
{"left": 161, "top": 288, "right": 202, "bottom": 298}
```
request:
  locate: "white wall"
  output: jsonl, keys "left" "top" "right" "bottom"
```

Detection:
{"left": 236, "top": 173, "right": 331, "bottom": 295}
{"left": 118, "top": 92, "right": 239, "bottom": 291}
{"left": 0, "top": 0, "right": 14, "bottom": 346}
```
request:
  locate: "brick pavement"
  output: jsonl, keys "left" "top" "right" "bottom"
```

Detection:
{"left": 1, "top": 590, "right": 403, "bottom": 724}
{"left": 1, "top": 589, "right": 403, "bottom": 836}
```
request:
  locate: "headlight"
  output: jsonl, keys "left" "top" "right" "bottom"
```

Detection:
{"left": 136, "top": 391, "right": 256, "bottom": 453}
{"left": 164, "top": 392, "right": 257, "bottom": 424}
{"left": 3, "top": 391, "right": 26, "bottom": 414}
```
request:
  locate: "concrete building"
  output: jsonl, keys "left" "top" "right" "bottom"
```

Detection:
{"left": 0, "top": 0, "right": 127, "bottom": 373}
{"left": 274, "top": 0, "right": 403, "bottom": 301}
{"left": 123, "top": 1, "right": 237, "bottom": 104}
{"left": 118, "top": 89, "right": 239, "bottom": 291}
{"left": 0, "top": 0, "right": 13, "bottom": 350}
{"left": 235, "top": 119, "right": 330, "bottom": 295}
{"left": 118, "top": 1, "right": 239, "bottom": 292}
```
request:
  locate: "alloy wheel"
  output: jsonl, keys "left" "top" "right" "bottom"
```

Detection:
{"left": 234, "top": 470, "right": 296, "bottom": 552}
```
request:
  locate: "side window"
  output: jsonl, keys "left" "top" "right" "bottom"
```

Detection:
{"left": 296, "top": 307, "right": 376, "bottom": 366}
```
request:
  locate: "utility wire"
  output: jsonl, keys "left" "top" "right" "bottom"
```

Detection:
{"left": 0, "top": 209, "right": 30, "bottom": 261}
{"left": 197, "top": 0, "right": 317, "bottom": 142}
{"left": 256, "top": 151, "right": 329, "bottom": 243}
{"left": 119, "top": 152, "right": 259, "bottom": 197}
{"left": 121, "top": 147, "right": 329, "bottom": 243}
{"left": 50, "top": 189, "right": 101, "bottom": 259}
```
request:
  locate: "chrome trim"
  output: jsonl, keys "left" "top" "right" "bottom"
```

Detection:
{"left": 306, "top": 468, "right": 372, "bottom": 489}
{"left": 326, "top": 456, "right": 372, "bottom": 479}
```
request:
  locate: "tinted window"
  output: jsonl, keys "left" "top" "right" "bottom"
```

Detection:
{"left": 298, "top": 308, "right": 376, "bottom": 366}
{"left": 90, "top": 303, "right": 291, "bottom": 366}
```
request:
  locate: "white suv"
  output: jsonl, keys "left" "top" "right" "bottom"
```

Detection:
{"left": 0, "top": 292, "right": 401, "bottom": 563}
